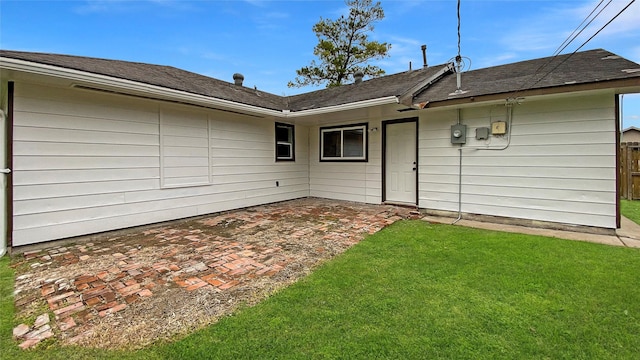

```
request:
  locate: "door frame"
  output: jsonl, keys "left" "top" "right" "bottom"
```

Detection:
{"left": 382, "top": 117, "right": 419, "bottom": 206}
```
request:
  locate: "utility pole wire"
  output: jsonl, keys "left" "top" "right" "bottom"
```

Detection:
{"left": 552, "top": 0, "right": 612, "bottom": 57}
{"left": 520, "top": 0, "right": 612, "bottom": 94}
{"left": 509, "top": 0, "right": 636, "bottom": 100}
{"left": 457, "top": 0, "right": 461, "bottom": 60}
{"left": 572, "top": 0, "right": 636, "bottom": 55}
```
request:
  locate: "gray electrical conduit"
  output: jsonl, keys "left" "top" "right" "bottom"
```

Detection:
{"left": 453, "top": 144, "right": 463, "bottom": 224}
{"left": 452, "top": 102, "right": 514, "bottom": 225}
{"left": 463, "top": 102, "right": 514, "bottom": 151}
{"left": 453, "top": 108, "right": 463, "bottom": 224}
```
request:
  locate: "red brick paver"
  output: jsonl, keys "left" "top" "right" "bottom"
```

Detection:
{"left": 11, "top": 198, "right": 418, "bottom": 349}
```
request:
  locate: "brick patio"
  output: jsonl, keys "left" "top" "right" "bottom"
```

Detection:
{"left": 11, "top": 198, "right": 418, "bottom": 349}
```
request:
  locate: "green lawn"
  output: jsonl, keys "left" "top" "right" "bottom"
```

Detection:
{"left": 2, "top": 221, "right": 640, "bottom": 359}
{"left": 621, "top": 199, "right": 640, "bottom": 224}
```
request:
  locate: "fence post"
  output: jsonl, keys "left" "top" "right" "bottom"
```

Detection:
{"left": 621, "top": 142, "right": 627, "bottom": 199}
{"left": 627, "top": 143, "right": 633, "bottom": 200}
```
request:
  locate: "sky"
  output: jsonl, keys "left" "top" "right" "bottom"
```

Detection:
{"left": 1, "top": 0, "right": 639, "bottom": 127}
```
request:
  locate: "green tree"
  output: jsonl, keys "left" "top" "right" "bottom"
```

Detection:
{"left": 288, "top": 0, "right": 391, "bottom": 88}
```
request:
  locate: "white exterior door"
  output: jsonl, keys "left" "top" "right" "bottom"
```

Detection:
{"left": 385, "top": 121, "right": 417, "bottom": 205}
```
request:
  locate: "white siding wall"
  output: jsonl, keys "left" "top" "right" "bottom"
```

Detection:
{"left": 10, "top": 80, "right": 620, "bottom": 246}
{"left": 12, "top": 83, "right": 309, "bottom": 246}
{"left": 309, "top": 118, "right": 383, "bottom": 204}
{"left": 419, "top": 93, "right": 617, "bottom": 228}
{"left": 160, "top": 107, "right": 210, "bottom": 187}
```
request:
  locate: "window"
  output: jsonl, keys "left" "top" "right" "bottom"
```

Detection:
{"left": 276, "top": 122, "right": 295, "bottom": 161}
{"left": 320, "top": 123, "right": 368, "bottom": 161}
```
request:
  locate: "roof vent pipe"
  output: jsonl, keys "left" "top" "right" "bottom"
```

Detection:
{"left": 456, "top": 56, "right": 462, "bottom": 89}
{"left": 354, "top": 71, "right": 364, "bottom": 84}
{"left": 233, "top": 73, "right": 244, "bottom": 86}
{"left": 421, "top": 45, "right": 428, "bottom": 68}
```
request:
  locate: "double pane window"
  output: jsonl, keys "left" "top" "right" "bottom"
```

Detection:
{"left": 320, "top": 124, "right": 367, "bottom": 161}
{"left": 276, "top": 123, "right": 295, "bottom": 161}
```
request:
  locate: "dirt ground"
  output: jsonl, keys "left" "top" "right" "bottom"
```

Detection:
{"left": 11, "top": 198, "right": 417, "bottom": 349}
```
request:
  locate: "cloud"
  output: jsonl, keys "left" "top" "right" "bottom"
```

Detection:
{"left": 473, "top": 52, "right": 518, "bottom": 69}
{"left": 243, "top": 0, "right": 270, "bottom": 7}
{"left": 500, "top": 0, "right": 640, "bottom": 55}
{"left": 201, "top": 51, "right": 226, "bottom": 61}
{"left": 499, "top": 6, "right": 570, "bottom": 53}
{"left": 571, "top": 0, "right": 640, "bottom": 38}
{"left": 387, "top": 35, "right": 422, "bottom": 56}
{"left": 74, "top": 0, "right": 127, "bottom": 14}
{"left": 630, "top": 46, "right": 640, "bottom": 63}
{"left": 74, "top": 0, "right": 192, "bottom": 14}
{"left": 253, "top": 11, "right": 291, "bottom": 30}
{"left": 623, "top": 93, "right": 640, "bottom": 129}
{"left": 387, "top": 0, "right": 431, "bottom": 15}
{"left": 379, "top": 35, "right": 424, "bottom": 72}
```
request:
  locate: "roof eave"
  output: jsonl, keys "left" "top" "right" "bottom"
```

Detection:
{"left": 418, "top": 77, "right": 640, "bottom": 109}
{"left": 285, "top": 96, "right": 399, "bottom": 118}
{"left": 0, "top": 56, "right": 286, "bottom": 118}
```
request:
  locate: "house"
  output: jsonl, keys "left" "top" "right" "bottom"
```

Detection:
{"left": 1, "top": 48, "right": 639, "bottom": 249}
{"left": 622, "top": 126, "right": 640, "bottom": 143}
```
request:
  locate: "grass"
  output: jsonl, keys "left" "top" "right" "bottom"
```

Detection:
{"left": 2, "top": 221, "right": 640, "bottom": 359}
{"left": 621, "top": 199, "right": 640, "bottom": 224}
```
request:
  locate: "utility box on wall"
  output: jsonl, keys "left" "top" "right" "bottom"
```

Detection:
{"left": 476, "top": 127, "right": 490, "bottom": 140}
{"left": 491, "top": 121, "right": 507, "bottom": 135}
{"left": 451, "top": 124, "right": 467, "bottom": 144}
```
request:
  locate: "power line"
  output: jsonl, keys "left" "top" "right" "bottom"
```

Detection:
{"left": 552, "top": 0, "right": 612, "bottom": 57}
{"left": 517, "top": 0, "right": 612, "bottom": 95}
{"left": 456, "top": 0, "right": 461, "bottom": 60}
{"left": 509, "top": 0, "right": 636, "bottom": 101}
{"left": 573, "top": 0, "right": 635, "bottom": 55}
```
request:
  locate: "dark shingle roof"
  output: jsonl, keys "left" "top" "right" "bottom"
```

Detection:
{"left": 0, "top": 49, "right": 452, "bottom": 112}
{"left": 0, "top": 50, "right": 288, "bottom": 111}
{"left": 286, "top": 65, "right": 451, "bottom": 111}
{"left": 413, "top": 49, "right": 640, "bottom": 105}
{"left": 2, "top": 49, "right": 639, "bottom": 112}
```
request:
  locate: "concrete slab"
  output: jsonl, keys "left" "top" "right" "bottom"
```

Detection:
{"left": 422, "top": 215, "right": 630, "bottom": 247}
{"left": 619, "top": 237, "right": 640, "bottom": 248}
{"left": 616, "top": 216, "right": 640, "bottom": 241}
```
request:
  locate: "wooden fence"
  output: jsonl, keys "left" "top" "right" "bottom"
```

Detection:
{"left": 620, "top": 142, "right": 640, "bottom": 199}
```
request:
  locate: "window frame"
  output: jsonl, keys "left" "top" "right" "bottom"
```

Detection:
{"left": 319, "top": 123, "right": 368, "bottom": 162}
{"left": 275, "top": 122, "right": 295, "bottom": 161}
